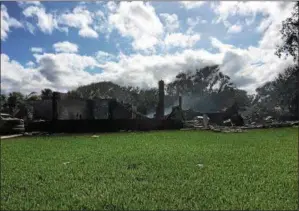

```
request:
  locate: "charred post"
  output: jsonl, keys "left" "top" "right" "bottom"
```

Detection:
{"left": 87, "top": 99, "right": 95, "bottom": 120}
{"left": 156, "top": 80, "right": 165, "bottom": 119}
{"left": 52, "top": 92, "right": 60, "bottom": 120}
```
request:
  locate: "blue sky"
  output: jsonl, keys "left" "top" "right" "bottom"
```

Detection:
{"left": 1, "top": 1, "right": 295, "bottom": 94}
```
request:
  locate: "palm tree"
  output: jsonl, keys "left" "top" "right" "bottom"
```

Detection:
{"left": 25, "top": 92, "right": 40, "bottom": 101}
{"left": 41, "top": 89, "right": 53, "bottom": 100}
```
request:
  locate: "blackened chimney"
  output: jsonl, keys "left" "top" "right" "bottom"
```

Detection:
{"left": 179, "top": 96, "right": 182, "bottom": 109}
{"left": 156, "top": 80, "right": 165, "bottom": 119}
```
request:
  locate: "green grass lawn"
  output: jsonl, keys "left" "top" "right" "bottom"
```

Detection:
{"left": 1, "top": 128, "right": 298, "bottom": 210}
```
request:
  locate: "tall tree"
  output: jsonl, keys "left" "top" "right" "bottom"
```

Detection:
{"left": 274, "top": 1, "right": 299, "bottom": 118}
{"left": 275, "top": 1, "right": 299, "bottom": 61}
{"left": 166, "top": 65, "right": 243, "bottom": 112}
{"left": 250, "top": 64, "right": 299, "bottom": 120}
{"left": 7, "top": 92, "right": 24, "bottom": 115}
{"left": 0, "top": 94, "right": 8, "bottom": 112}
{"left": 275, "top": 65, "right": 299, "bottom": 117}
{"left": 167, "top": 72, "right": 193, "bottom": 96}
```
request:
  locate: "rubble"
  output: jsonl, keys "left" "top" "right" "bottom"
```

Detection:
{"left": 184, "top": 120, "right": 204, "bottom": 129}
{"left": 180, "top": 128, "right": 195, "bottom": 131}
{"left": 182, "top": 119, "right": 299, "bottom": 133}
{"left": 24, "top": 132, "right": 69, "bottom": 136}
{"left": 24, "top": 131, "right": 49, "bottom": 136}
{"left": 209, "top": 125, "right": 246, "bottom": 133}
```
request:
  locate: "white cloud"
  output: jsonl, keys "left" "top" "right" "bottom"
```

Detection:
{"left": 58, "top": 7, "right": 92, "bottom": 28}
{"left": 258, "top": 2, "right": 294, "bottom": 50}
{"left": 209, "top": 1, "right": 296, "bottom": 92}
{"left": 97, "top": 50, "right": 222, "bottom": 89}
{"left": 58, "top": 6, "right": 98, "bottom": 38}
{"left": 106, "top": 1, "right": 117, "bottom": 12}
{"left": 78, "top": 27, "right": 98, "bottom": 38}
{"left": 164, "top": 33, "right": 201, "bottom": 48}
{"left": 1, "top": 53, "right": 51, "bottom": 94}
{"left": 53, "top": 41, "right": 79, "bottom": 53}
{"left": 31, "top": 47, "right": 43, "bottom": 53}
{"left": 26, "top": 61, "right": 35, "bottom": 68}
{"left": 1, "top": 4, "right": 23, "bottom": 41}
{"left": 180, "top": 1, "right": 206, "bottom": 10}
{"left": 186, "top": 16, "right": 207, "bottom": 34}
{"left": 59, "top": 26, "right": 69, "bottom": 35}
{"left": 227, "top": 24, "right": 242, "bottom": 33}
{"left": 18, "top": 1, "right": 41, "bottom": 7}
{"left": 245, "top": 16, "right": 255, "bottom": 26}
{"left": 1, "top": 52, "right": 100, "bottom": 94}
{"left": 212, "top": 1, "right": 295, "bottom": 50}
{"left": 95, "top": 51, "right": 116, "bottom": 64}
{"left": 212, "top": 1, "right": 266, "bottom": 24}
{"left": 160, "top": 13, "right": 179, "bottom": 32}
{"left": 209, "top": 37, "right": 295, "bottom": 93}
{"left": 1, "top": 48, "right": 219, "bottom": 94}
{"left": 256, "top": 17, "right": 272, "bottom": 33}
{"left": 108, "top": 2, "right": 164, "bottom": 51}
{"left": 23, "top": 6, "right": 57, "bottom": 34}
{"left": 210, "top": 37, "right": 234, "bottom": 52}
{"left": 25, "top": 21, "right": 36, "bottom": 34}
{"left": 33, "top": 53, "right": 99, "bottom": 89}
{"left": 93, "top": 10, "right": 113, "bottom": 40}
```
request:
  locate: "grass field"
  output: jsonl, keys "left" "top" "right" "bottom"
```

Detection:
{"left": 1, "top": 128, "right": 298, "bottom": 210}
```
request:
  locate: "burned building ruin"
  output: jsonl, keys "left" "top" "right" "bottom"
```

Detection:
{"left": 23, "top": 79, "right": 248, "bottom": 133}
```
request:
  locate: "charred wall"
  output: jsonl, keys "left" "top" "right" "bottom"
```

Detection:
{"left": 26, "top": 119, "right": 183, "bottom": 133}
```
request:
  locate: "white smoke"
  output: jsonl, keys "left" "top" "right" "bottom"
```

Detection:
{"left": 146, "top": 105, "right": 177, "bottom": 118}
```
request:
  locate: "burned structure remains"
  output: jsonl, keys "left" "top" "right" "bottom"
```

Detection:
{"left": 26, "top": 80, "right": 183, "bottom": 133}
{"left": 9, "top": 78, "right": 298, "bottom": 135}
{"left": 22, "top": 79, "right": 250, "bottom": 133}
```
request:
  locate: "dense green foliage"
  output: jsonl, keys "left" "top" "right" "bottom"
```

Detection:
{"left": 1, "top": 128, "right": 298, "bottom": 210}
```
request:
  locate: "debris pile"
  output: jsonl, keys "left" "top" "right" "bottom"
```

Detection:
{"left": 24, "top": 132, "right": 67, "bottom": 136}
{"left": 24, "top": 132, "right": 49, "bottom": 136}
{"left": 209, "top": 125, "right": 245, "bottom": 133}
{"left": 183, "top": 120, "right": 204, "bottom": 129}
{"left": 182, "top": 119, "right": 299, "bottom": 133}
